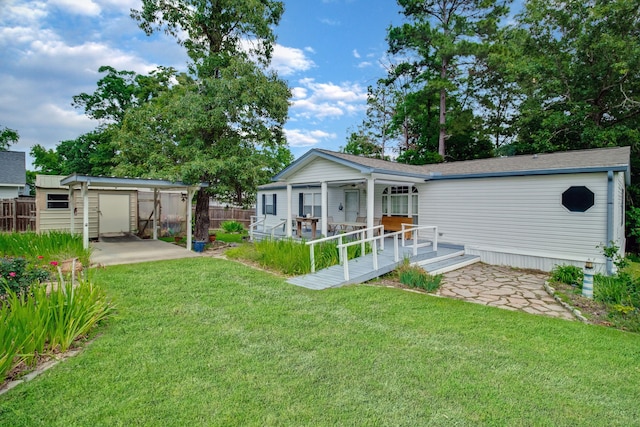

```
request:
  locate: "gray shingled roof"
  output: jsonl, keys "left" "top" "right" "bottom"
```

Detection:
{"left": 0, "top": 151, "right": 26, "bottom": 185}
{"left": 317, "top": 146, "right": 630, "bottom": 178}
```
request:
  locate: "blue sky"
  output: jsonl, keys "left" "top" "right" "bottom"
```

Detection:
{"left": 0, "top": 0, "right": 405, "bottom": 169}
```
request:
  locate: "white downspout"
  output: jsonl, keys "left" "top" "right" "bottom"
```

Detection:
{"left": 367, "top": 177, "right": 375, "bottom": 239}
{"left": 286, "top": 184, "right": 292, "bottom": 237}
{"left": 321, "top": 181, "right": 328, "bottom": 237}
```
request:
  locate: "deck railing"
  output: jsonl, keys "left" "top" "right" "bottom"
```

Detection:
{"left": 306, "top": 225, "right": 438, "bottom": 281}
{"left": 401, "top": 224, "right": 438, "bottom": 252}
{"left": 305, "top": 226, "right": 385, "bottom": 273}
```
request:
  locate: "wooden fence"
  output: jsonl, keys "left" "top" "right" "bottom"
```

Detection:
{"left": 207, "top": 206, "right": 254, "bottom": 229}
{"left": 0, "top": 197, "right": 36, "bottom": 232}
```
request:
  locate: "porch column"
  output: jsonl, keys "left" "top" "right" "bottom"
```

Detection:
{"left": 367, "top": 177, "right": 375, "bottom": 239}
{"left": 286, "top": 184, "right": 293, "bottom": 237}
{"left": 152, "top": 188, "right": 159, "bottom": 240}
{"left": 321, "top": 181, "right": 328, "bottom": 237}
{"left": 81, "top": 182, "right": 89, "bottom": 250}
{"left": 69, "top": 186, "right": 75, "bottom": 234}
{"left": 186, "top": 187, "right": 196, "bottom": 252}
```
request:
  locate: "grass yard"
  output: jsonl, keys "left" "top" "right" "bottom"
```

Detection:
{"left": 1, "top": 257, "right": 639, "bottom": 425}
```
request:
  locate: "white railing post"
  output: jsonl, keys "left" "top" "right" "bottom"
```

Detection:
{"left": 338, "top": 235, "right": 344, "bottom": 264}
{"left": 433, "top": 226, "right": 438, "bottom": 251}
{"left": 342, "top": 246, "right": 349, "bottom": 281}
{"left": 413, "top": 227, "right": 418, "bottom": 256}
{"left": 360, "top": 229, "right": 366, "bottom": 258}
{"left": 394, "top": 234, "right": 399, "bottom": 262}
{"left": 310, "top": 243, "right": 315, "bottom": 273}
{"left": 372, "top": 239, "right": 378, "bottom": 270}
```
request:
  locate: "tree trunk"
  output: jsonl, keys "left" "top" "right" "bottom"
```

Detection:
{"left": 194, "top": 188, "right": 210, "bottom": 241}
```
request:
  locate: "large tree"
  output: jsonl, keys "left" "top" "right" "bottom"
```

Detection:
{"left": 388, "top": 0, "right": 510, "bottom": 158}
{"left": 127, "top": 0, "right": 290, "bottom": 240}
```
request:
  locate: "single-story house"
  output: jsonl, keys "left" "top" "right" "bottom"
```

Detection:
{"left": 0, "top": 151, "right": 27, "bottom": 198}
{"left": 256, "top": 146, "right": 631, "bottom": 275}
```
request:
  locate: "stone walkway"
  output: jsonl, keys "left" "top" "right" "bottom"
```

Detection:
{"left": 437, "top": 263, "right": 575, "bottom": 321}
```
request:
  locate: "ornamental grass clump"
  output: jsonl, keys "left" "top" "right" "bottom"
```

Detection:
{"left": 397, "top": 260, "right": 442, "bottom": 292}
{"left": 0, "top": 276, "right": 113, "bottom": 384}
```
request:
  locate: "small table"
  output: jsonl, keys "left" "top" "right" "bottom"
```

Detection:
{"left": 296, "top": 217, "right": 319, "bottom": 239}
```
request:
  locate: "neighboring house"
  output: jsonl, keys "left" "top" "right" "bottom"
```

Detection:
{"left": 257, "top": 146, "right": 631, "bottom": 275}
{"left": 0, "top": 151, "right": 27, "bottom": 198}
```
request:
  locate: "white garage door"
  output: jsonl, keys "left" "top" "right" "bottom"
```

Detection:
{"left": 99, "top": 194, "right": 130, "bottom": 234}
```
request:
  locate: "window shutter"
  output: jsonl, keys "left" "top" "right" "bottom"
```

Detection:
{"left": 262, "top": 194, "right": 266, "bottom": 215}
{"left": 272, "top": 194, "right": 277, "bottom": 216}
{"left": 298, "top": 193, "right": 303, "bottom": 217}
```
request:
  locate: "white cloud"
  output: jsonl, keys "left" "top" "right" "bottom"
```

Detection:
{"left": 49, "top": 0, "right": 101, "bottom": 16}
{"left": 285, "top": 129, "right": 336, "bottom": 147}
{"left": 353, "top": 49, "right": 360, "bottom": 58}
{"left": 271, "top": 44, "right": 316, "bottom": 76}
{"left": 357, "top": 61, "right": 372, "bottom": 68}
{"left": 289, "top": 78, "right": 367, "bottom": 120}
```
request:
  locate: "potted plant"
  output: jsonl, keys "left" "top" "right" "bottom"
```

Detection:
{"left": 208, "top": 232, "right": 217, "bottom": 243}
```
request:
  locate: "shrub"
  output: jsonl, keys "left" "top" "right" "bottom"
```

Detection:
{"left": 0, "top": 257, "right": 50, "bottom": 295}
{"left": 221, "top": 221, "right": 245, "bottom": 233}
{"left": 550, "top": 264, "right": 583, "bottom": 288}
{"left": 397, "top": 261, "right": 442, "bottom": 292}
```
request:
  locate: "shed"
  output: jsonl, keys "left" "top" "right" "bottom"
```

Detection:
{"left": 36, "top": 174, "right": 201, "bottom": 250}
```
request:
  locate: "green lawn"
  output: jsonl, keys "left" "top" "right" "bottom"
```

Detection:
{"left": 1, "top": 257, "right": 639, "bottom": 426}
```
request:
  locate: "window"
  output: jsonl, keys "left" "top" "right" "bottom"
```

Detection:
{"left": 262, "top": 194, "right": 277, "bottom": 215}
{"left": 47, "top": 193, "right": 69, "bottom": 209}
{"left": 562, "top": 186, "right": 594, "bottom": 212}
{"left": 382, "top": 186, "right": 418, "bottom": 216}
{"left": 299, "top": 192, "right": 321, "bottom": 217}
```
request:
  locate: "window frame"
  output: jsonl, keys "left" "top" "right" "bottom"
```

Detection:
{"left": 46, "top": 193, "right": 69, "bottom": 210}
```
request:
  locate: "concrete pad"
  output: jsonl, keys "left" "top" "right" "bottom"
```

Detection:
{"left": 91, "top": 235, "right": 200, "bottom": 266}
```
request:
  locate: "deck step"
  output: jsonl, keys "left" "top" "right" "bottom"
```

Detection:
{"left": 420, "top": 254, "right": 480, "bottom": 275}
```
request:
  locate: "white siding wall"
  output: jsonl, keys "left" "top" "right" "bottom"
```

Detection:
{"left": 289, "top": 158, "right": 366, "bottom": 183}
{"left": 38, "top": 189, "right": 137, "bottom": 239}
{"left": 418, "top": 173, "right": 610, "bottom": 272}
{"left": 0, "top": 187, "right": 20, "bottom": 199}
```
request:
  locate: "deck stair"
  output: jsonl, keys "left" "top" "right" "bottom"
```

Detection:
{"left": 417, "top": 253, "right": 480, "bottom": 275}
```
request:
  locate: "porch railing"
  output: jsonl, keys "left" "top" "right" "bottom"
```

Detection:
{"left": 305, "top": 226, "right": 384, "bottom": 273}
{"left": 249, "top": 215, "right": 287, "bottom": 240}
{"left": 306, "top": 224, "right": 438, "bottom": 281}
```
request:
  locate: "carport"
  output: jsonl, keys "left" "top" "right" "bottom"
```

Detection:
{"left": 60, "top": 174, "right": 202, "bottom": 251}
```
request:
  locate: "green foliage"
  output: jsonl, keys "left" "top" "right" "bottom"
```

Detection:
{"left": 0, "top": 231, "right": 90, "bottom": 267}
{"left": 220, "top": 220, "right": 245, "bottom": 233}
{"left": 0, "top": 257, "right": 50, "bottom": 295}
{"left": 0, "top": 279, "right": 113, "bottom": 383}
{"left": 227, "top": 238, "right": 371, "bottom": 276}
{"left": 550, "top": 265, "right": 583, "bottom": 287}
{"left": 0, "top": 125, "right": 19, "bottom": 150}
{"left": 397, "top": 261, "right": 442, "bottom": 292}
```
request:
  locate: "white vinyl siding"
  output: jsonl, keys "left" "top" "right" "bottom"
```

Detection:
{"left": 418, "top": 173, "right": 609, "bottom": 271}
{"left": 289, "top": 158, "right": 365, "bottom": 183}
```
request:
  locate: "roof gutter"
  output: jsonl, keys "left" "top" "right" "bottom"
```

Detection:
{"left": 423, "top": 165, "right": 629, "bottom": 181}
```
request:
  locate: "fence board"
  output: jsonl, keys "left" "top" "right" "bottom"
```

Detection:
{"left": 0, "top": 197, "right": 36, "bottom": 232}
{"left": 206, "top": 206, "right": 254, "bottom": 229}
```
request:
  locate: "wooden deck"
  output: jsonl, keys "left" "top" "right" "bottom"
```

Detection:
{"left": 287, "top": 241, "right": 468, "bottom": 290}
